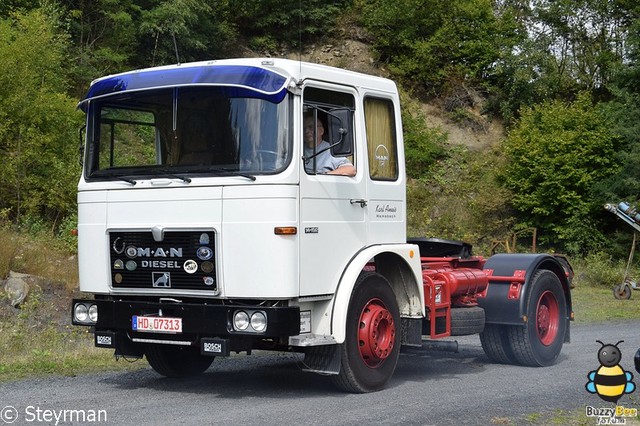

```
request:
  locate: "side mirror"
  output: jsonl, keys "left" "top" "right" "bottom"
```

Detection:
{"left": 327, "top": 108, "right": 353, "bottom": 157}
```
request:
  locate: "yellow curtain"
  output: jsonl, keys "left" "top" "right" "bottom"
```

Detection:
{"left": 364, "top": 98, "right": 397, "bottom": 180}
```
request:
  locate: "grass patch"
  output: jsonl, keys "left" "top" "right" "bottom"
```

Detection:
{"left": 572, "top": 285, "right": 640, "bottom": 323}
{"left": 0, "top": 311, "right": 146, "bottom": 382}
{"left": 0, "top": 315, "right": 145, "bottom": 383}
{"left": 0, "top": 335, "right": 144, "bottom": 382}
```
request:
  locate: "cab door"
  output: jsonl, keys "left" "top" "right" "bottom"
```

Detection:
{"left": 363, "top": 95, "right": 406, "bottom": 245}
{"left": 299, "top": 84, "right": 367, "bottom": 296}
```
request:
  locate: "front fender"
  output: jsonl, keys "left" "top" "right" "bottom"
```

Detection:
{"left": 330, "top": 244, "right": 423, "bottom": 344}
{"left": 478, "top": 253, "right": 573, "bottom": 330}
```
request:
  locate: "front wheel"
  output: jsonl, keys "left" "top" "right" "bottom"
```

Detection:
{"left": 508, "top": 270, "right": 567, "bottom": 366}
{"left": 146, "top": 345, "right": 214, "bottom": 378}
{"left": 613, "top": 284, "right": 632, "bottom": 300}
{"left": 332, "top": 272, "right": 400, "bottom": 393}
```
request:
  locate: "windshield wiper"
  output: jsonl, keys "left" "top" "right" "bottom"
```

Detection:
{"left": 155, "top": 169, "right": 192, "bottom": 183}
{"left": 208, "top": 167, "right": 257, "bottom": 181}
{"left": 93, "top": 172, "right": 137, "bottom": 185}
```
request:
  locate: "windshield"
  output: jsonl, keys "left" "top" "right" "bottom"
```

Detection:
{"left": 85, "top": 86, "right": 291, "bottom": 180}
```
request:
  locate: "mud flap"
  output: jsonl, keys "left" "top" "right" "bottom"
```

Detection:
{"left": 302, "top": 345, "right": 341, "bottom": 375}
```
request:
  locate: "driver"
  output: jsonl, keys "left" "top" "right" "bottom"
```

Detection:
{"left": 303, "top": 115, "right": 356, "bottom": 176}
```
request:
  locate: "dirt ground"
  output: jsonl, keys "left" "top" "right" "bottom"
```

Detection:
{"left": 1, "top": 271, "right": 79, "bottom": 331}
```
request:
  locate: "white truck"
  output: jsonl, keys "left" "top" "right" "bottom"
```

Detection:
{"left": 72, "top": 58, "right": 573, "bottom": 392}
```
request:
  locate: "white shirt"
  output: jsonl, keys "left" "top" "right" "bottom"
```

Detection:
{"left": 304, "top": 141, "right": 352, "bottom": 174}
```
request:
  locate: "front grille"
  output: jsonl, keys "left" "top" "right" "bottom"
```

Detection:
{"left": 109, "top": 230, "right": 217, "bottom": 291}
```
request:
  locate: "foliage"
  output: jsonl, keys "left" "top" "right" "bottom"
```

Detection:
{"left": 596, "top": 17, "right": 640, "bottom": 206}
{"left": 0, "top": 0, "right": 639, "bottom": 259}
{"left": 500, "top": 93, "right": 618, "bottom": 254}
{"left": 229, "top": 0, "right": 351, "bottom": 51}
{"left": 400, "top": 93, "right": 447, "bottom": 178}
{"left": 573, "top": 251, "right": 628, "bottom": 289}
{"left": 137, "top": 0, "right": 236, "bottom": 67}
{"left": 0, "top": 9, "right": 82, "bottom": 227}
{"left": 65, "top": 0, "right": 140, "bottom": 92}
{"left": 359, "top": 0, "right": 519, "bottom": 97}
{"left": 64, "top": 0, "right": 238, "bottom": 92}
{"left": 488, "top": 0, "right": 637, "bottom": 122}
{"left": 408, "top": 145, "right": 515, "bottom": 254}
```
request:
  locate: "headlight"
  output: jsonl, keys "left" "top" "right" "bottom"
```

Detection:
{"left": 232, "top": 310, "right": 267, "bottom": 333}
{"left": 88, "top": 304, "right": 98, "bottom": 322}
{"left": 74, "top": 303, "right": 89, "bottom": 322}
{"left": 233, "top": 311, "right": 250, "bottom": 331}
{"left": 250, "top": 312, "right": 267, "bottom": 332}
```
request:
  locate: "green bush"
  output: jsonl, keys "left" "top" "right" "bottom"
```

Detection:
{"left": 359, "top": 0, "right": 518, "bottom": 96}
{"left": 0, "top": 9, "right": 82, "bottom": 227}
{"left": 500, "top": 93, "right": 618, "bottom": 254}
{"left": 572, "top": 252, "right": 629, "bottom": 289}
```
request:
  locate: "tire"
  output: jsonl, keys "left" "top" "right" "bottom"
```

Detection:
{"left": 507, "top": 270, "right": 567, "bottom": 366}
{"left": 613, "top": 284, "right": 632, "bottom": 300}
{"left": 145, "top": 345, "right": 214, "bottom": 378}
{"left": 450, "top": 306, "right": 485, "bottom": 336}
{"left": 332, "top": 272, "right": 400, "bottom": 393}
{"left": 480, "top": 324, "right": 517, "bottom": 364}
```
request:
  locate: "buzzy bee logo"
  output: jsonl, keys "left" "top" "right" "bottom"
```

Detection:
{"left": 585, "top": 341, "right": 638, "bottom": 424}
{"left": 586, "top": 341, "right": 635, "bottom": 403}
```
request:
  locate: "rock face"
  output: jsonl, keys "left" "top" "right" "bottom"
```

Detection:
{"left": 3, "top": 271, "right": 31, "bottom": 307}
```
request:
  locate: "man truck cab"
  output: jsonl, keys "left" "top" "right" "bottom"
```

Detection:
{"left": 73, "top": 59, "right": 572, "bottom": 393}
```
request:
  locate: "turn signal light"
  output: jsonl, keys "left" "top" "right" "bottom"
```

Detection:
{"left": 274, "top": 227, "right": 297, "bottom": 235}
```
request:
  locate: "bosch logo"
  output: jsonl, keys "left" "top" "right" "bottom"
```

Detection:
{"left": 203, "top": 342, "right": 223, "bottom": 353}
{"left": 96, "top": 335, "right": 112, "bottom": 346}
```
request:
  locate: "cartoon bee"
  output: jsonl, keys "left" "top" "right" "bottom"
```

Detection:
{"left": 586, "top": 340, "right": 636, "bottom": 403}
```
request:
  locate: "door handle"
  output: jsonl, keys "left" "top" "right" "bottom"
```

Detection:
{"left": 350, "top": 199, "right": 368, "bottom": 208}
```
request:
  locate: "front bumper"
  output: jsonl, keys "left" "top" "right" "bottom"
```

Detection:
{"left": 72, "top": 298, "right": 301, "bottom": 339}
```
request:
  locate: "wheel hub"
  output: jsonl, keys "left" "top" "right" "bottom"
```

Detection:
{"left": 358, "top": 299, "right": 395, "bottom": 368}
{"left": 536, "top": 290, "right": 559, "bottom": 346}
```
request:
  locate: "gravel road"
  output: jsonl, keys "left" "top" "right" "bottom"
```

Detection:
{"left": 1, "top": 321, "right": 639, "bottom": 425}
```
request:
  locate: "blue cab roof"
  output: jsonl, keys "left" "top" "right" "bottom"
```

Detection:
{"left": 79, "top": 64, "right": 290, "bottom": 109}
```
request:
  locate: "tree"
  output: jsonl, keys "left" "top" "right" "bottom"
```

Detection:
{"left": 0, "top": 8, "right": 81, "bottom": 226}
{"left": 500, "top": 93, "right": 618, "bottom": 253}
{"left": 137, "top": 0, "right": 236, "bottom": 67}
{"left": 596, "top": 15, "right": 640, "bottom": 204}
{"left": 228, "top": 0, "right": 351, "bottom": 52}
{"left": 359, "top": 0, "right": 520, "bottom": 97}
{"left": 64, "top": 0, "right": 140, "bottom": 94}
{"left": 489, "top": 0, "right": 637, "bottom": 121}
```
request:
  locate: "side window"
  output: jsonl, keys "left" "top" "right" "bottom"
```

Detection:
{"left": 364, "top": 97, "right": 398, "bottom": 181}
{"left": 303, "top": 87, "right": 356, "bottom": 176}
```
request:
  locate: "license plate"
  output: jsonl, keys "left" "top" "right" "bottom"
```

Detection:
{"left": 132, "top": 316, "right": 182, "bottom": 333}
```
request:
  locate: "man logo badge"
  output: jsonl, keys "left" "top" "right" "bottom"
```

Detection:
{"left": 152, "top": 272, "right": 171, "bottom": 288}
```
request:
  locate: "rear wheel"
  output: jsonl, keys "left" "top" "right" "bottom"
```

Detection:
{"left": 146, "top": 345, "right": 214, "bottom": 378}
{"left": 508, "top": 270, "right": 567, "bottom": 366}
{"left": 480, "top": 324, "right": 517, "bottom": 364}
{"left": 332, "top": 272, "right": 400, "bottom": 393}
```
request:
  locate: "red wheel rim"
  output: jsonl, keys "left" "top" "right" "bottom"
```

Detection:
{"left": 358, "top": 298, "right": 395, "bottom": 368}
{"left": 536, "top": 290, "right": 559, "bottom": 346}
